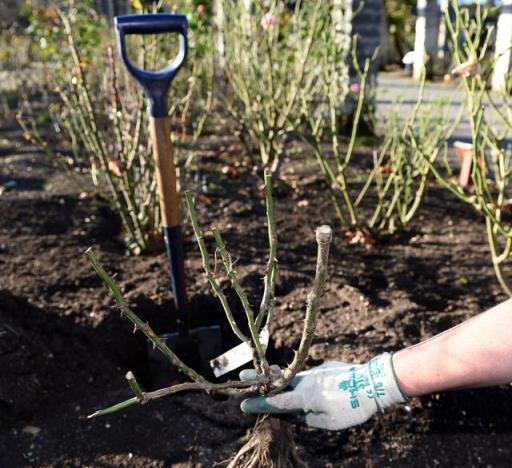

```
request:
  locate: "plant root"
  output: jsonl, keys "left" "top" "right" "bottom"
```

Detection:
{"left": 228, "top": 416, "right": 307, "bottom": 468}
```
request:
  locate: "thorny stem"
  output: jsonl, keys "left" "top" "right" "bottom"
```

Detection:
{"left": 59, "top": 9, "right": 147, "bottom": 253}
{"left": 87, "top": 217, "right": 333, "bottom": 417}
{"left": 344, "top": 58, "right": 370, "bottom": 169}
{"left": 256, "top": 169, "right": 278, "bottom": 331}
{"left": 185, "top": 192, "right": 250, "bottom": 344}
{"left": 409, "top": 129, "right": 475, "bottom": 202}
{"left": 354, "top": 141, "right": 391, "bottom": 207}
{"left": 486, "top": 217, "right": 512, "bottom": 296}
{"left": 88, "top": 377, "right": 262, "bottom": 419}
{"left": 436, "top": 1, "right": 512, "bottom": 296}
{"left": 277, "top": 0, "right": 322, "bottom": 130}
{"left": 16, "top": 113, "right": 88, "bottom": 193}
{"left": 300, "top": 125, "right": 349, "bottom": 225}
{"left": 85, "top": 248, "right": 207, "bottom": 384}
{"left": 106, "top": 46, "right": 147, "bottom": 251}
{"left": 327, "top": 49, "right": 371, "bottom": 228}
{"left": 403, "top": 148, "right": 439, "bottom": 224}
{"left": 223, "top": 0, "right": 324, "bottom": 174}
{"left": 126, "top": 371, "right": 144, "bottom": 402}
{"left": 271, "top": 225, "right": 332, "bottom": 393}
{"left": 402, "top": 69, "right": 427, "bottom": 140}
{"left": 212, "top": 230, "right": 268, "bottom": 369}
{"left": 401, "top": 91, "right": 463, "bottom": 226}
{"left": 86, "top": 249, "right": 270, "bottom": 419}
{"left": 305, "top": 40, "right": 370, "bottom": 231}
{"left": 486, "top": 89, "right": 512, "bottom": 135}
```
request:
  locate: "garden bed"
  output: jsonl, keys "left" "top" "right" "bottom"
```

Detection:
{"left": 1, "top": 115, "right": 512, "bottom": 467}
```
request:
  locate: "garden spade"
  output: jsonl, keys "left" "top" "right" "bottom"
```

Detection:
{"left": 114, "top": 13, "right": 221, "bottom": 371}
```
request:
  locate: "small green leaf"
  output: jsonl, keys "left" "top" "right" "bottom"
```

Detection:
{"left": 130, "top": 0, "right": 144, "bottom": 12}
{"left": 37, "top": 113, "right": 50, "bottom": 124}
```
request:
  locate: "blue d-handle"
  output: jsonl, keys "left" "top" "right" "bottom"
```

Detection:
{"left": 114, "top": 14, "right": 188, "bottom": 117}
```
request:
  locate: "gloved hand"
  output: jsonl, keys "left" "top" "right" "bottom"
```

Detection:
{"left": 240, "top": 353, "right": 408, "bottom": 431}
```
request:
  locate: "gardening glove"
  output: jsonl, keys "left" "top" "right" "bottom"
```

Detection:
{"left": 240, "top": 353, "right": 408, "bottom": 431}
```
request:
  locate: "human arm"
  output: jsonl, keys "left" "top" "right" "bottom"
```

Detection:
{"left": 393, "top": 297, "right": 512, "bottom": 396}
{"left": 241, "top": 298, "right": 512, "bottom": 430}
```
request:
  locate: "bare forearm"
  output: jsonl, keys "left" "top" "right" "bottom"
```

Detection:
{"left": 393, "top": 299, "right": 512, "bottom": 397}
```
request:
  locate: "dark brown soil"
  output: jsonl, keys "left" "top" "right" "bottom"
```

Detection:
{"left": 1, "top": 111, "right": 511, "bottom": 468}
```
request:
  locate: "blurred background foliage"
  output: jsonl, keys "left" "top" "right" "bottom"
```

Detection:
{"left": 382, "top": 0, "right": 416, "bottom": 65}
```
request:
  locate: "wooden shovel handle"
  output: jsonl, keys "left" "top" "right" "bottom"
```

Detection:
{"left": 149, "top": 116, "right": 180, "bottom": 227}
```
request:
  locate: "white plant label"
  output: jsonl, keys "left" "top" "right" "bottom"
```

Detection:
{"left": 210, "top": 329, "right": 270, "bottom": 378}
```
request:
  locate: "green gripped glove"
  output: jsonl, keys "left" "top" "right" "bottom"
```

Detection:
{"left": 240, "top": 353, "right": 409, "bottom": 431}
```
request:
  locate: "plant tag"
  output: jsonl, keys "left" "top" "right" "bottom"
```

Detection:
{"left": 210, "top": 329, "right": 270, "bottom": 378}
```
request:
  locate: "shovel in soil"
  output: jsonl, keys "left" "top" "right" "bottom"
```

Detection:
{"left": 114, "top": 14, "right": 221, "bottom": 373}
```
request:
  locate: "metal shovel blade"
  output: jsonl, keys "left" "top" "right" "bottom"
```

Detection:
{"left": 147, "top": 325, "right": 222, "bottom": 376}
{"left": 161, "top": 325, "right": 223, "bottom": 364}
